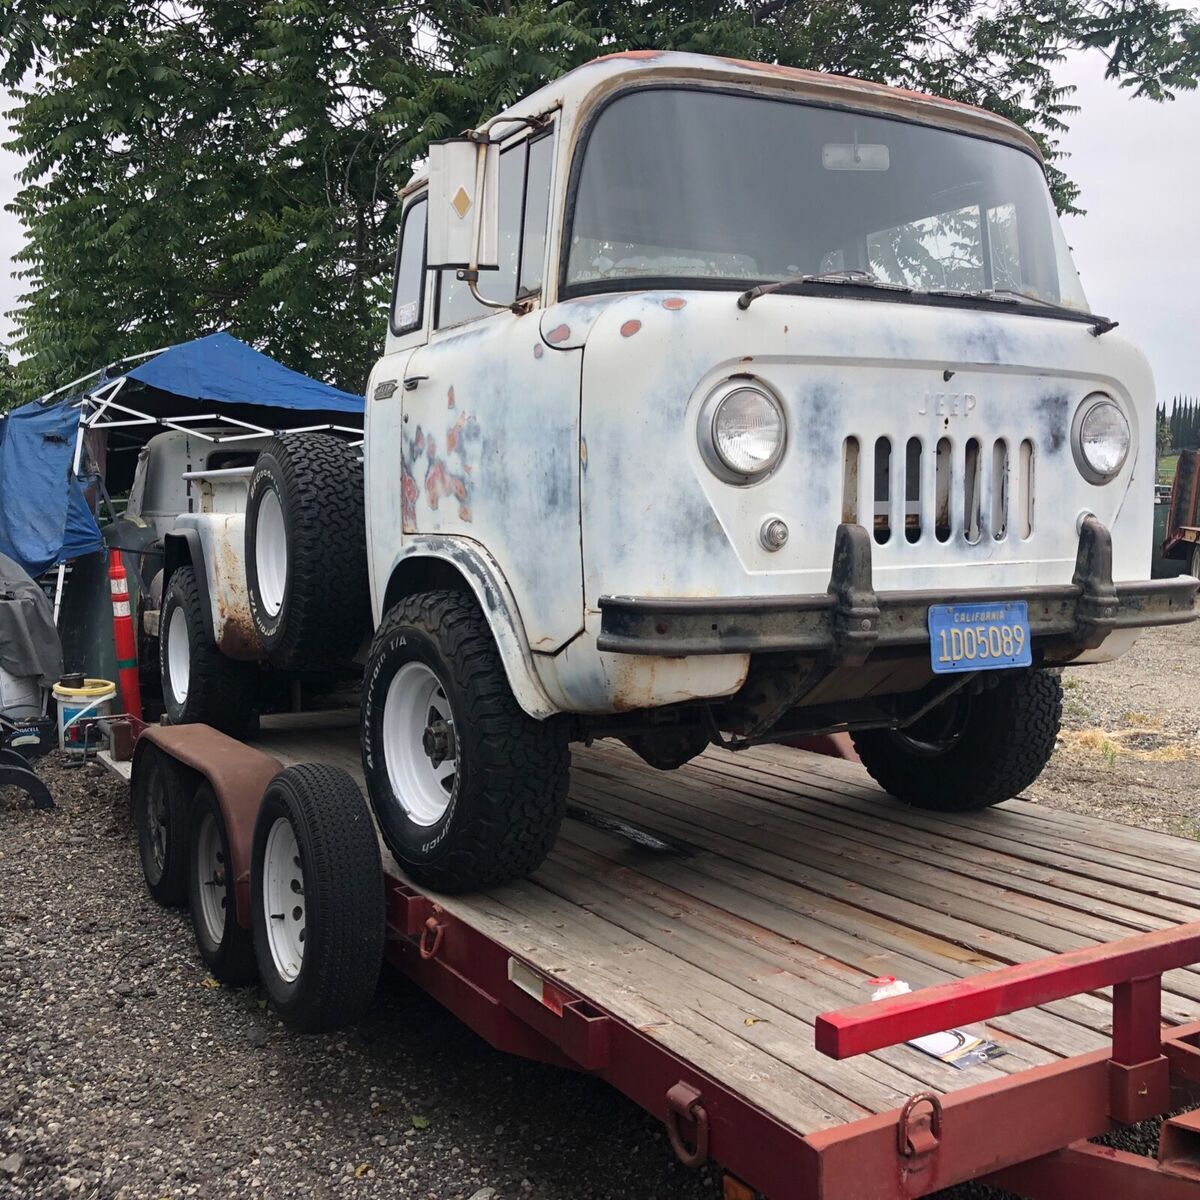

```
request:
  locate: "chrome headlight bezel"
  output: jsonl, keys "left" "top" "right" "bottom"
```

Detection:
{"left": 1072, "top": 393, "right": 1131, "bottom": 484}
{"left": 698, "top": 380, "right": 787, "bottom": 486}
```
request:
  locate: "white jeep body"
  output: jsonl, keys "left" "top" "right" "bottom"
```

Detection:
{"left": 365, "top": 52, "right": 1195, "bottom": 725}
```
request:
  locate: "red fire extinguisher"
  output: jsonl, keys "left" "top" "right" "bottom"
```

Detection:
{"left": 108, "top": 549, "right": 143, "bottom": 721}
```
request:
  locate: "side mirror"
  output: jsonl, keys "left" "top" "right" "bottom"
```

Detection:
{"left": 427, "top": 137, "right": 500, "bottom": 272}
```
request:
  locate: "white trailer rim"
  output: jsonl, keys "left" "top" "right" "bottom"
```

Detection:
{"left": 255, "top": 487, "right": 288, "bottom": 618}
{"left": 382, "top": 661, "right": 458, "bottom": 827}
{"left": 263, "top": 817, "right": 305, "bottom": 983}
{"left": 167, "top": 605, "right": 190, "bottom": 704}
{"left": 195, "top": 810, "right": 227, "bottom": 945}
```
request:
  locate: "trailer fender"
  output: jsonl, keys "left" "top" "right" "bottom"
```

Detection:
{"left": 133, "top": 725, "right": 282, "bottom": 928}
{"left": 380, "top": 538, "right": 559, "bottom": 720}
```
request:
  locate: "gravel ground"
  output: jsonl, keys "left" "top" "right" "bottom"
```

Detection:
{"left": 2, "top": 625, "right": 1197, "bottom": 1200}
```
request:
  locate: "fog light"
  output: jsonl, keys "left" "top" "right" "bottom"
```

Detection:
{"left": 760, "top": 518, "right": 789, "bottom": 551}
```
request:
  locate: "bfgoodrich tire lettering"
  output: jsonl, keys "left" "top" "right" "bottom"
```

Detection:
{"left": 250, "top": 764, "right": 384, "bottom": 1033}
{"left": 361, "top": 590, "right": 570, "bottom": 893}
{"left": 244, "top": 433, "right": 369, "bottom": 670}
{"left": 851, "top": 670, "right": 1063, "bottom": 812}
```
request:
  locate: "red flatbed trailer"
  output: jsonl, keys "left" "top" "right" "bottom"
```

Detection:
{"left": 102, "top": 715, "right": 1200, "bottom": 1200}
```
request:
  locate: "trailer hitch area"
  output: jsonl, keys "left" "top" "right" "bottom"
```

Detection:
{"left": 666, "top": 1082, "right": 709, "bottom": 1168}
{"left": 896, "top": 1092, "right": 942, "bottom": 1192}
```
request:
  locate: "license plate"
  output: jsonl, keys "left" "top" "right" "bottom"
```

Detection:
{"left": 928, "top": 601, "right": 1032, "bottom": 674}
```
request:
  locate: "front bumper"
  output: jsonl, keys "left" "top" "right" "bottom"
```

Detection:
{"left": 598, "top": 519, "right": 1198, "bottom": 660}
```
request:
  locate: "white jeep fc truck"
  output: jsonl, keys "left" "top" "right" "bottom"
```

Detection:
{"left": 273, "top": 51, "right": 1194, "bottom": 893}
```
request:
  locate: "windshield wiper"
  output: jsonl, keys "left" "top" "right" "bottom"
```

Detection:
{"left": 929, "top": 287, "right": 1119, "bottom": 336}
{"left": 737, "top": 269, "right": 911, "bottom": 310}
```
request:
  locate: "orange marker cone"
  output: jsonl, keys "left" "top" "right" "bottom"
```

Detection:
{"left": 108, "top": 549, "right": 143, "bottom": 721}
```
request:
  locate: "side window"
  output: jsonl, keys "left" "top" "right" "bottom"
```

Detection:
{"left": 391, "top": 196, "right": 427, "bottom": 335}
{"left": 519, "top": 133, "right": 554, "bottom": 296}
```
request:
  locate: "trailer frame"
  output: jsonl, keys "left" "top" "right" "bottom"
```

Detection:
{"left": 105, "top": 720, "right": 1200, "bottom": 1200}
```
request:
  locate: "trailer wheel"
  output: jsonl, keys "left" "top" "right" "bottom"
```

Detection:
{"left": 851, "top": 670, "right": 1063, "bottom": 811}
{"left": 250, "top": 764, "right": 384, "bottom": 1032}
{"left": 132, "top": 744, "right": 190, "bottom": 906}
{"left": 160, "top": 566, "right": 254, "bottom": 736}
{"left": 188, "top": 784, "right": 257, "bottom": 984}
{"left": 361, "top": 591, "right": 570, "bottom": 893}
{"left": 244, "top": 434, "right": 369, "bottom": 670}
{"left": 1191, "top": 544, "right": 1200, "bottom": 579}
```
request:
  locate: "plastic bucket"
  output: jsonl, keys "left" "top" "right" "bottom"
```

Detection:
{"left": 52, "top": 678, "right": 116, "bottom": 750}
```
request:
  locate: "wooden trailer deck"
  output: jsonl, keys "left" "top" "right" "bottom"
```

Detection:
{"left": 105, "top": 717, "right": 1200, "bottom": 1136}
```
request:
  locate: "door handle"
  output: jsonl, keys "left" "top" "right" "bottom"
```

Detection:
{"left": 403, "top": 374, "right": 429, "bottom": 392}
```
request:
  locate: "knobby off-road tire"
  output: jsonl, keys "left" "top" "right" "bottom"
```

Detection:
{"left": 851, "top": 670, "right": 1063, "bottom": 812}
{"left": 250, "top": 764, "right": 384, "bottom": 1033}
{"left": 159, "top": 566, "right": 254, "bottom": 736}
{"left": 188, "top": 784, "right": 257, "bottom": 984}
{"left": 132, "top": 743, "right": 192, "bottom": 907}
{"left": 244, "top": 434, "right": 369, "bottom": 671}
{"left": 361, "top": 590, "right": 571, "bottom": 893}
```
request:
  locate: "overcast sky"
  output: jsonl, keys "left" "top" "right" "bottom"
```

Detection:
{"left": 1, "top": 50, "right": 1198, "bottom": 397}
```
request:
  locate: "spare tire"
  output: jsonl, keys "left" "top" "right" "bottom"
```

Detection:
{"left": 245, "top": 433, "right": 369, "bottom": 670}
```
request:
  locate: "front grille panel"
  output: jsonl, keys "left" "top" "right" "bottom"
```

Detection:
{"left": 843, "top": 434, "right": 1035, "bottom": 547}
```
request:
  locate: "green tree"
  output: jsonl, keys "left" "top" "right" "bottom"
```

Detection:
{"left": 2, "top": 0, "right": 1198, "bottom": 397}
{"left": 0, "top": 344, "right": 20, "bottom": 410}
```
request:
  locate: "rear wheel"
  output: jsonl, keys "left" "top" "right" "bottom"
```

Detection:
{"left": 361, "top": 591, "right": 570, "bottom": 893}
{"left": 244, "top": 434, "right": 369, "bottom": 670}
{"left": 188, "top": 784, "right": 256, "bottom": 984}
{"left": 132, "top": 744, "right": 190, "bottom": 906}
{"left": 159, "top": 567, "right": 254, "bottom": 735}
{"left": 851, "top": 671, "right": 1063, "bottom": 812}
{"left": 250, "top": 764, "right": 384, "bottom": 1032}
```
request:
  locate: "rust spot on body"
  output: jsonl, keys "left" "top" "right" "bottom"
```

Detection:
{"left": 662, "top": 297, "right": 687, "bottom": 311}
{"left": 447, "top": 386, "right": 456, "bottom": 409}
{"left": 620, "top": 319, "right": 642, "bottom": 338}
{"left": 546, "top": 324, "right": 571, "bottom": 344}
{"left": 533, "top": 343, "right": 544, "bottom": 359}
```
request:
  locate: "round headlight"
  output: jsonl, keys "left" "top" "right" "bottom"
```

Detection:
{"left": 1074, "top": 395, "right": 1130, "bottom": 483}
{"left": 701, "top": 384, "right": 786, "bottom": 483}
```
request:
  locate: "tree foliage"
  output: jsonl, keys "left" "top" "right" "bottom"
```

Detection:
{"left": 0, "top": 343, "right": 19, "bottom": 410}
{"left": 2, "top": 0, "right": 1197, "bottom": 396}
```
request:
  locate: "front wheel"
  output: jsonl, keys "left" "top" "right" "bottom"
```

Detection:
{"left": 361, "top": 591, "right": 570, "bottom": 893}
{"left": 850, "top": 670, "right": 1063, "bottom": 812}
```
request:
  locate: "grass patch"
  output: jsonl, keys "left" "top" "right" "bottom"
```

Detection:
{"left": 1160, "top": 453, "right": 1180, "bottom": 485}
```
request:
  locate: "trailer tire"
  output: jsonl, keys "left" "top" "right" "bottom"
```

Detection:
{"left": 851, "top": 670, "right": 1062, "bottom": 811}
{"left": 245, "top": 434, "right": 369, "bottom": 671}
{"left": 361, "top": 591, "right": 570, "bottom": 893}
{"left": 132, "top": 744, "right": 191, "bottom": 907}
{"left": 250, "top": 764, "right": 384, "bottom": 1032}
{"left": 160, "top": 566, "right": 254, "bottom": 736}
{"left": 188, "top": 784, "right": 257, "bottom": 984}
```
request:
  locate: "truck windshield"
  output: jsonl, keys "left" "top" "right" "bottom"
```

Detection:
{"left": 565, "top": 87, "right": 1089, "bottom": 312}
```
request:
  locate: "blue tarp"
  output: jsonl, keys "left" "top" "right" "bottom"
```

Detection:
{"left": 0, "top": 333, "right": 364, "bottom": 577}
{"left": 0, "top": 398, "right": 104, "bottom": 577}
{"left": 125, "top": 331, "right": 363, "bottom": 413}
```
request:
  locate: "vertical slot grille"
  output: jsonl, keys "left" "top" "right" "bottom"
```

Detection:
{"left": 855, "top": 433, "right": 1034, "bottom": 547}
{"left": 873, "top": 437, "right": 892, "bottom": 544}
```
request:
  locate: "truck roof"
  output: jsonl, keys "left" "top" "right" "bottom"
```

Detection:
{"left": 405, "top": 49, "right": 1042, "bottom": 192}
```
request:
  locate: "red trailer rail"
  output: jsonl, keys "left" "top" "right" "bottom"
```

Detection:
{"left": 104, "top": 719, "right": 1200, "bottom": 1200}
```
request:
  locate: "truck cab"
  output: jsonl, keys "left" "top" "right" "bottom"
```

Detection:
{"left": 361, "top": 51, "right": 1197, "bottom": 892}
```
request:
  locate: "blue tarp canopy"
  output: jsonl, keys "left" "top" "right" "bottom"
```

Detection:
{"left": 124, "top": 332, "right": 363, "bottom": 413}
{"left": 0, "top": 333, "right": 364, "bottom": 576}
{"left": 0, "top": 399, "right": 103, "bottom": 577}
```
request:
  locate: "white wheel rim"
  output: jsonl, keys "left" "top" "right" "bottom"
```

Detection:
{"left": 195, "top": 811, "right": 227, "bottom": 945}
{"left": 167, "top": 605, "right": 190, "bottom": 704}
{"left": 255, "top": 488, "right": 288, "bottom": 618}
{"left": 263, "top": 817, "right": 305, "bottom": 983}
{"left": 382, "top": 661, "right": 458, "bottom": 827}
